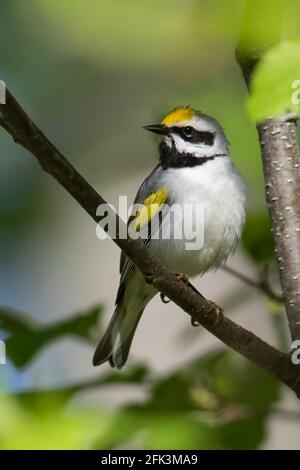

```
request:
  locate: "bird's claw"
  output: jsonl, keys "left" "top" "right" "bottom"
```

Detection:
{"left": 207, "top": 300, "right": 224, "bottom": 325}
{"left": 174, "top": 271, "right": 189, "bottom": 284}
{"left": 160, "top": 292, "right": 171, "bottom": 304}
{"left": 191, "top": 300, "right": 223, "bottom": 327}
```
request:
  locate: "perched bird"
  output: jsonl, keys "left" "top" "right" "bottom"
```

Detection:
{"left": 93, "top": 106, "right": 246, "bottom": 368}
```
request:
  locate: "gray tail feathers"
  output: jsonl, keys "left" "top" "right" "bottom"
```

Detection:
{"left": 93, "top": 303, "right": 144, "bottom": 369}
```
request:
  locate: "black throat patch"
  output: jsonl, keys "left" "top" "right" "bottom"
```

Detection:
{"left": 159, "top": 141, "right": 225, "bottom": 169}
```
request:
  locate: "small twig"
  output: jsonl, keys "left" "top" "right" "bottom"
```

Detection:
{"left": 260, "top": 264, "right": 284, "bottom": 303}
{"left": 222, "top": 265, "right": 284, "bottom": 303}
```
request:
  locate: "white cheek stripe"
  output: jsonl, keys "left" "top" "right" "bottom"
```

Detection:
{"left": 170, "top": 134, "right": 213, "bottom": 157}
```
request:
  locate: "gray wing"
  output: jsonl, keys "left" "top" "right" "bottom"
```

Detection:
{"left": 116, "top": 164, "right": 165, "bottom": 304}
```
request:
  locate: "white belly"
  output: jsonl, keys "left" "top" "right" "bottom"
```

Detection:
{"left": 149, "top": 158, "right": 246, "bottom": 277}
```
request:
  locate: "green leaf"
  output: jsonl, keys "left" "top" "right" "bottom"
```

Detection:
{"left": 92, "top": 406, "right": 145, "bottom": 450}
{"left": 0, "top": 305, "right": 103, "bottom": 368}
{"left": 210, "top": 352, "right": 280, "bottom": 409}
{"left": 94, "top": 406, "right": 219, "bottom": 450}
{"left": 247, "top": 41, "right": 300, "bottom": 121}
{"left": 12, "top": 363, "right": 149, "bottom": 411}
{"left": 0, "top": 394, "right": 102, "bottom": 450}
{"left": 144, "top": 413, "right": 217, "bottom": 450}
{"left": 148, "top": 375, "right": 201, "bottom": 411}
{"left": 139, "top": 350, "right": 280, "bottom": 449}
{"left": 237, "top": 0, "right": 284, "bottom": 62}
{"left": 148, "top": 349, "right": 280, "bottom": 412}
{"left": 242, "top": 211, "right": 275, "bottom": 263}
{"left": 13, "top": 349, "right": 277, "bottom": 450}
{"left": 217, "top": 417, "right": 265, "bottom": 450}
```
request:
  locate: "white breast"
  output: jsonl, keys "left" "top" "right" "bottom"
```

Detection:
{"left": 149, "top": 158, "right": 246, "bottom": 277}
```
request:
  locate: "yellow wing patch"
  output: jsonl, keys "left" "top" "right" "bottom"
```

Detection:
{"left": 161, "top": 106, "right": 200, "bottom": 127}
{"left": 134, "top": 187, "right": 168, "bottom": 232}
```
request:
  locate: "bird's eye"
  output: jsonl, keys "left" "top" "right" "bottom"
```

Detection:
{"left": 183, "top": 126, "right": 194, "bottom": 138}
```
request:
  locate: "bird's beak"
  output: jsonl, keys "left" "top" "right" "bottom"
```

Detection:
{"left": 143, "top": 124, "right": 170, "bottom": 135}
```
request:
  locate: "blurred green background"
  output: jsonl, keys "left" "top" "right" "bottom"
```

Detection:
{"left": 0, "top": 0, "right": 300, "bottom": 450}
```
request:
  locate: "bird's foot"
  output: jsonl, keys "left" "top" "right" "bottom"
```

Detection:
{"left": 160, "top": 272, "right": 190, "bottom": 304}
{"left": 191, "top": 318, "right": 200, "bottom": 327}
{"left": 191, "top": 300, "right": 223, "bottom": 327}
{"left": 207, "top": 300, "right": 224, "bottom": 325}
{"left": 160, "top": 292, "right": 171, "bottom": 304}
{"left": 174, "top": 271, "right": 189, "bottom": 284}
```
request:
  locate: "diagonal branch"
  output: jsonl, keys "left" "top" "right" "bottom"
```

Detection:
{"left": 1, "top": 87, "right": 300, "bottom": 396}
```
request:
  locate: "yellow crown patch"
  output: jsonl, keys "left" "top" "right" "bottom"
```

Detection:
{"left": 161, "top": 106, "right": 199, "bottom": 126}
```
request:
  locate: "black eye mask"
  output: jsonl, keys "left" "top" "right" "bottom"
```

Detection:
{"left": 171, "top": 126, "right": 215, "bottom": 145}
{"left": 159, "top": 140, "right": 226, "bottom": 169}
